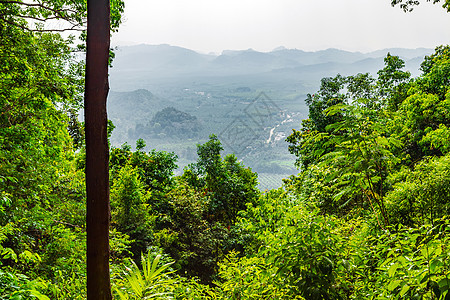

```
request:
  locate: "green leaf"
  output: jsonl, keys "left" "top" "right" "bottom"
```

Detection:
{"left": 387, "top": 280, "right": 401, "bottom": 291}
{"left": 439, "top": 278, "right": 450, "bottom": 289}
{"left": 430, "top": 258, "right": 443, "bottom": 273}
{"left": 10, "top": 293, "right": 23, "bottom": 300}
{"left": 420, "top": 273, "right": 432, "bottom": 284}
{"left": 429, "top": 281, "right": 441, "bottom": 299}
{"left": 28, "top": 290, "right": 51, "bottom": 300}
{"left": 399, "top": 284, "right": 410, "bottom": 297}
{"left": 388, "top": 263, "right": 398, "bottom": 277}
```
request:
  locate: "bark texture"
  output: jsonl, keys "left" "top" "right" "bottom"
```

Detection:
{"left": 84, "top": 0, "right": 111, "bottom": 298}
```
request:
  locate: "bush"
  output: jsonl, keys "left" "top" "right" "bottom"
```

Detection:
{"left": 386, "top": 154, "right": 450, "bottom": 226}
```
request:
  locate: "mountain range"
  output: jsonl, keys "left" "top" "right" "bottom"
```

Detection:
{"left": 109, "top": 44, "right": 433, "bottom": 91}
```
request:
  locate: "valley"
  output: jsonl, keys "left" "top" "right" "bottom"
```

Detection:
{"left": 108, "top": 44, "right": 433, "bottom": 190}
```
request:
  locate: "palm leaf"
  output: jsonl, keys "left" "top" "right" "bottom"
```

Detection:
{"left": 113, "top": 251, "right": 176, "bottom": 299}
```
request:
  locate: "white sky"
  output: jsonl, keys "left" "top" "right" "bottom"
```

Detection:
{"left": 111, "top": 0, "right": 450, "bottom": 53}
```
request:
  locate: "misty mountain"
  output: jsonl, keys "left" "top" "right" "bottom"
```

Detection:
{"left": 109, "top": 44, "right": 433, "bottom": 91}
{"left": 270, "top": 48, "right": 368, "bottom": 65}
{"left": 365, "top": 47, "right": 433, "bottom": 60}
{"left": 111, "top": 44, "right": 214, "bottom": 75}
{"left": 212, "top": 49, "right": 303, "bottom": 74}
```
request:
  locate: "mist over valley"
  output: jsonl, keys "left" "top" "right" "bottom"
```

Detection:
{"left": 108, "top": 44, "right": 433, "bottom": 190}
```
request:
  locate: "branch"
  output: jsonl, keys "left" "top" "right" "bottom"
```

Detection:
{"left": 391, "top": 0, "right": 449, "bottom": 12}
{"left": 0, "top": 0, "right": 87, "bottom": 31}
{"left": 32, "top": 25, "right": 85, "bottom": 32}
{"left": 0, "top": 0, "right": 80, "bottom": 15}
{"left": 0, "top": 16, "right": 84, "bottom": 31}
{"left": 16, "top": 14, "right": 65, "bottom": 22}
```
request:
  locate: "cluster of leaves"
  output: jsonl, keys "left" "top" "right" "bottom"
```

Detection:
{"left": 0, "top": 0, "right": 124, "bottom": 34}
{"left": 108, "top": 135, "right": 259, "bottom": 282}
{"left": 287, "top": 47, "right": 450, "bottom": 226}
{"left": 265, "top": 45, "right": 450, "bottom": 298}
{"left": 112, "top": 188, "right": 450, "bottom": 299}
{"left": 0, "top": 0, "right": 127, "bottom": 297}
{"left": 0, "top": 2, "right": 89, "bottom": 297}
{"left": 226, "top": 191, "right": 450, "bottom": 299}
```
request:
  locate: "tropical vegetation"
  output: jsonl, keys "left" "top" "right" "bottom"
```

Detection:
{"left": 1, "top": 0, "right": 450, "bottom": 299}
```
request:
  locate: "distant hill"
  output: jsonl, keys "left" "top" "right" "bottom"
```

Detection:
{"left": 109, "top": 44, "right": 433, "bottom": 91}
{"left": 271, "top": 48, "right": 367, "bottom": 65}
{"left": 132, "top": 107, "right": 202, "bottom": 140}
{"left": 365, "top": 47, "right": 433, "bottom": 60}
{"left": 111, "top": 44, "right": 214, "bottom": 73}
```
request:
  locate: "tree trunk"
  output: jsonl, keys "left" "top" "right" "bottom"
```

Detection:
{"left": 84, "top": 0, "right": 111, "bottom": 298}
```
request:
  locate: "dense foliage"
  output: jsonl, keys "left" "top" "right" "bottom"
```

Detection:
{"left": 1, "top": 0, "right": 450, "bottom": 298}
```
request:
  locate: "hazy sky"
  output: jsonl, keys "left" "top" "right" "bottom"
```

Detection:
{"left": 111, "top": 0, "right": 450, "bottom": 53}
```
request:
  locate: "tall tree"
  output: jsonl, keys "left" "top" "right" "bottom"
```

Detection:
{"left": 84, "top": 0, "right": 111, "bottom": 298}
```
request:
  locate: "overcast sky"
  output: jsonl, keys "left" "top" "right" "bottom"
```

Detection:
{"left": 111, "top": 0, "right": 450, "bottom": 54}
